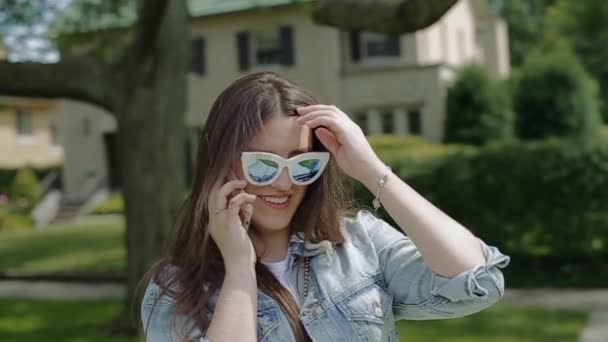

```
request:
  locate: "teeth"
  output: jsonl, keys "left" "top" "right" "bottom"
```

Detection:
{"left": 262, "top": 196, "right": 289, "bottom": 204}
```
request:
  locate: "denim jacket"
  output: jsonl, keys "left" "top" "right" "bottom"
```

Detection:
{"left": 141, "top": 209, "right": 511, "bottom": 341}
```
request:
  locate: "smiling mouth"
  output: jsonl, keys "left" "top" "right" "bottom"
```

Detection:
{"left": 260, "top": 195, "right": 291, "bottom": 209}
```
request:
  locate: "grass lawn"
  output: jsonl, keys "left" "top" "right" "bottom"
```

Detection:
{"left": 0, "top": 298, "right": 588, "bottom": 342}
{"left": 0, "top": 216, "right": 125, "bottom": 274}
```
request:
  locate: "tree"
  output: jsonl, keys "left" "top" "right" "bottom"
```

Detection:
{"left": 444, "top": 65, "right": 514, "bottom": 145}
{"left": 488, "top": 0, "right": 556, "bottom": 66}
{"left": 0, "top": 0, "right": 458, "bottom": 335}
{"left": 544, "top": 0, "right": 608, "bottom": 121}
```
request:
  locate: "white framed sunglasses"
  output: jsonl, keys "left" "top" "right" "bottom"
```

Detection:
{"left": 241, "top": 151, "right": 330, "bottom": 186}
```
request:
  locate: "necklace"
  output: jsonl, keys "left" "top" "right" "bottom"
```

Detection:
{"left": 303, "top": 256, "right": 310, "bottom": 297}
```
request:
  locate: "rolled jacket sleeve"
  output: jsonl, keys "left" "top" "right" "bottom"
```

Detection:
{"left": 357, "top": 210, "right": 511, "bottom": 321}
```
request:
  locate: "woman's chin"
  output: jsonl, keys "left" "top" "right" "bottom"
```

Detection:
{"left": 252, "top": 217, "right": 291, "bottom": 234}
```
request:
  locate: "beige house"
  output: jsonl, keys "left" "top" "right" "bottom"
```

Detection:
{"left": 53, "top": 0, "right": 509, "bottom": 210}
{"left": 186, "top": 0, "right": 509, "bottom": 141}
{"left": 0, "top": 97, "right": 64, "bottom": 169}
{"left": 0, "top": 39, "right": 64, "bottom": 170}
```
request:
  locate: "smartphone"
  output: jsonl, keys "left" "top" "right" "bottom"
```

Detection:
{"left": 228, "top": 170, "right": 253, "bottom": 230}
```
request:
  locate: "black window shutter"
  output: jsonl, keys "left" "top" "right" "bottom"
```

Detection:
{"left": 387, "top": 35, "right": 401, "bottom": 56}
{"left": 280, "top": 25, "right": 294, "bottom": 66}
{"left": 191, "top": 37, "right": 206, "bottom": 75}
{"left": 236, "top": 31, "right": 250, "bottom": 71}
{"left": 349, "top": 30, "right": 361, "bottom": 62}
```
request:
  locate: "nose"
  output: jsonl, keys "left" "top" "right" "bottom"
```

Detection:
{"left": 271, "top": 167, "right": 293, "bottom": 191}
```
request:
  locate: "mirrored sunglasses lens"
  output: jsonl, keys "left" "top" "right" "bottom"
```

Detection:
{"left": 293, "top": 159, "right": 322, "bottom": 183}
{"left": 247, "top": 158, "right": 279, "bottom": 183}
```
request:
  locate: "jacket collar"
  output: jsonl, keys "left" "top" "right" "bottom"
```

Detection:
{"left": 288, "top": 232, "right": 337, "bottom": 266}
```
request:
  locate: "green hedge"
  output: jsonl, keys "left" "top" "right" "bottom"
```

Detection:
{"left": 364, "top": 136, "right": 608, "bottom": 287}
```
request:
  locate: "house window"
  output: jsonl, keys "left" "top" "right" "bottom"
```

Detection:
{"left": 191, "top": 36, "right": 206, "bottom": 76}
{"left": 350, "top": 31, "right": 401, "bottom": 62}
{"left": 254, "top": 30, "right": 283, "bottom": 65}
{"left": 237, "top": 26, "right": 294, "bottom": 71}
{"left": 362, "top": 32, "right": 400, "bottom": 58}
{"left": 353, "top": 112, "right": 368, "bottom": 135}
{"left": 408, "top": 110, "right": 422, "bottom": 135}
{"left": 16, "top": 110, "right": 33, "bottom": 136}
{"left": 381, "top": 109, "right": 394, "bottom": 134}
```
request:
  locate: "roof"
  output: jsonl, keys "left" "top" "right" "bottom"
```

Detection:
{"left": 189, "top": 0, "right": 314, "bottom": 18}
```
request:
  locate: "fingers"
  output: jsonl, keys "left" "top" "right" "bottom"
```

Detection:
{"left": 296, "top": 104, "right": 340, "bottom": 115}
{"left": 227, "top": 192, "right": 256, "bottom": 218}
{"left": 299, "top": 114, "right": 345, "bottom": 140}
{"left": 210, "top": 179, "right": 247, "bottom": 214}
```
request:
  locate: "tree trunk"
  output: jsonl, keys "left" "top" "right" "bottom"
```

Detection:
{"left": 111, "top": 0, "right": 189, "bottom": 333}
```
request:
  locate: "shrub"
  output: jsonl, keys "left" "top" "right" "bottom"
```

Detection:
{"left": 1, "top": 214, "right": 34, "bottom": 232}
{"left": 513, "top": 47, "right": 602, "bottom": 140}
{"left": 9, "top": 168, "right": 41, "bottom": 213}
{"left": 444, "top": 65, "right": 515, "bottom": 145}
{"left": 92, "top": 193, "right": 124, "bottom": 215}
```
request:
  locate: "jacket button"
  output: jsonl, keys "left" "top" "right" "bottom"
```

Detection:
{"left": 374, "top": 306, "right": 383, "bottom": 317}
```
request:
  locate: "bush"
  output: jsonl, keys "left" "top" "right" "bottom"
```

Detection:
{"left": 9, "top": 168, "right": 41, "bottom": 214}
{"left": 444, "top": 65, "right": 515, "bottom": 145}
{"left": 359, "top": 136, "right": 608, "bottom": 286}
{"left": 1, "top": 214, "right": 34, "bottom": 232}
{"left": 513, "top": 47, "right": 602, "bottom": 140}
{"left": 92, "top": 193, "right": 124, "bottom": 215}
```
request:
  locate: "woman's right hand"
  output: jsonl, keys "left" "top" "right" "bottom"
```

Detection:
{"left": 207, "top": 172, "right": 257, "bottom": 271}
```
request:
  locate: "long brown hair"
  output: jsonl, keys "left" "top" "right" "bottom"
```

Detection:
{"left": 140, "top": 71, "right": 357, "bottom": 341}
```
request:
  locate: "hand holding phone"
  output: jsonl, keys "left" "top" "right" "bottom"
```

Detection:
{"left": 207, "top": 170, "right": 257, "bottom": 268}
{"left": 228, "top": 171, "right": 253, "bottom": 231}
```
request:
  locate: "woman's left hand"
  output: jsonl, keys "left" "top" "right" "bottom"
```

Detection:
{"left": 296, "top": 104, "right": 386, "bottom": 186}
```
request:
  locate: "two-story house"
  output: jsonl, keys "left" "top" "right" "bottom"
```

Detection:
{"left": 52, "top": 0, "right": 509, "bottom": 210}
{"left": 0, "top": 40, "right": 64, "bottom": 171}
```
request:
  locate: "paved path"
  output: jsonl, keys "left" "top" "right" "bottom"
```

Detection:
{"left": 1, "top": 283, "right": 606, "bottom": 341}
{"left": 501, "top": 288, "right": 608, "bottom": 342}
{"left": 0, "top": 280, "right": 124, "bottom": 300}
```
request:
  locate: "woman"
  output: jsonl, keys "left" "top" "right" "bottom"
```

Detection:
{"left": 140, "top": 71, "right": 510, "bottom": 342}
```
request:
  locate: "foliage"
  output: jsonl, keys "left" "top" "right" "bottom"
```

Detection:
{"left": 489, "top": 0, "right": 557, "bottom": 66}
{"left": 512, "top": 46, "right": 601, "bottom": 140}
{"left": 544, "top": 0, "right": 608, "bottom": 121}
{"left": 9, "top": 168, "right": 41, "bottom": 214}
{"left": 92, "top": 193, "right": 124, "bottom": 215}
{"left": 363, "top": 135, "right": 608, "bottom": 287}
{"left": 0, "top": 214, "right": 34, "bottom": 232}
{"left": 444, "top": 65, "right": 515, "bottom": 145}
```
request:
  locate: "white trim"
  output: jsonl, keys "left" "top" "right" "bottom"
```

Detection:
{"left": 17, "top": 136, "right": 37, "bottom": 145}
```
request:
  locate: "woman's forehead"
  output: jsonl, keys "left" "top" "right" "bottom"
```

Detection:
{"left": 247, "top": 116, "right": 312, "bottom": 156}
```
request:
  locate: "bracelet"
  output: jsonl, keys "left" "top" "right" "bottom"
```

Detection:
{"left": 372, "top": 165, "right": 391, "bottom": 212}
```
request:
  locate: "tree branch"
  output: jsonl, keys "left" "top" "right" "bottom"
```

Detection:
{"left": 130, "top": 0, "right": 170, "bottom": 60}
{"left": 0, "top": 56, "right": 114, "bottom": 112}
{"left": 312, "top": 0, "right": 459, "bottom": 34}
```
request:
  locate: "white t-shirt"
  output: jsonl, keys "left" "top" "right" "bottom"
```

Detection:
{"left": 261, "top": 254, "right": 302, "bottom": 307}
